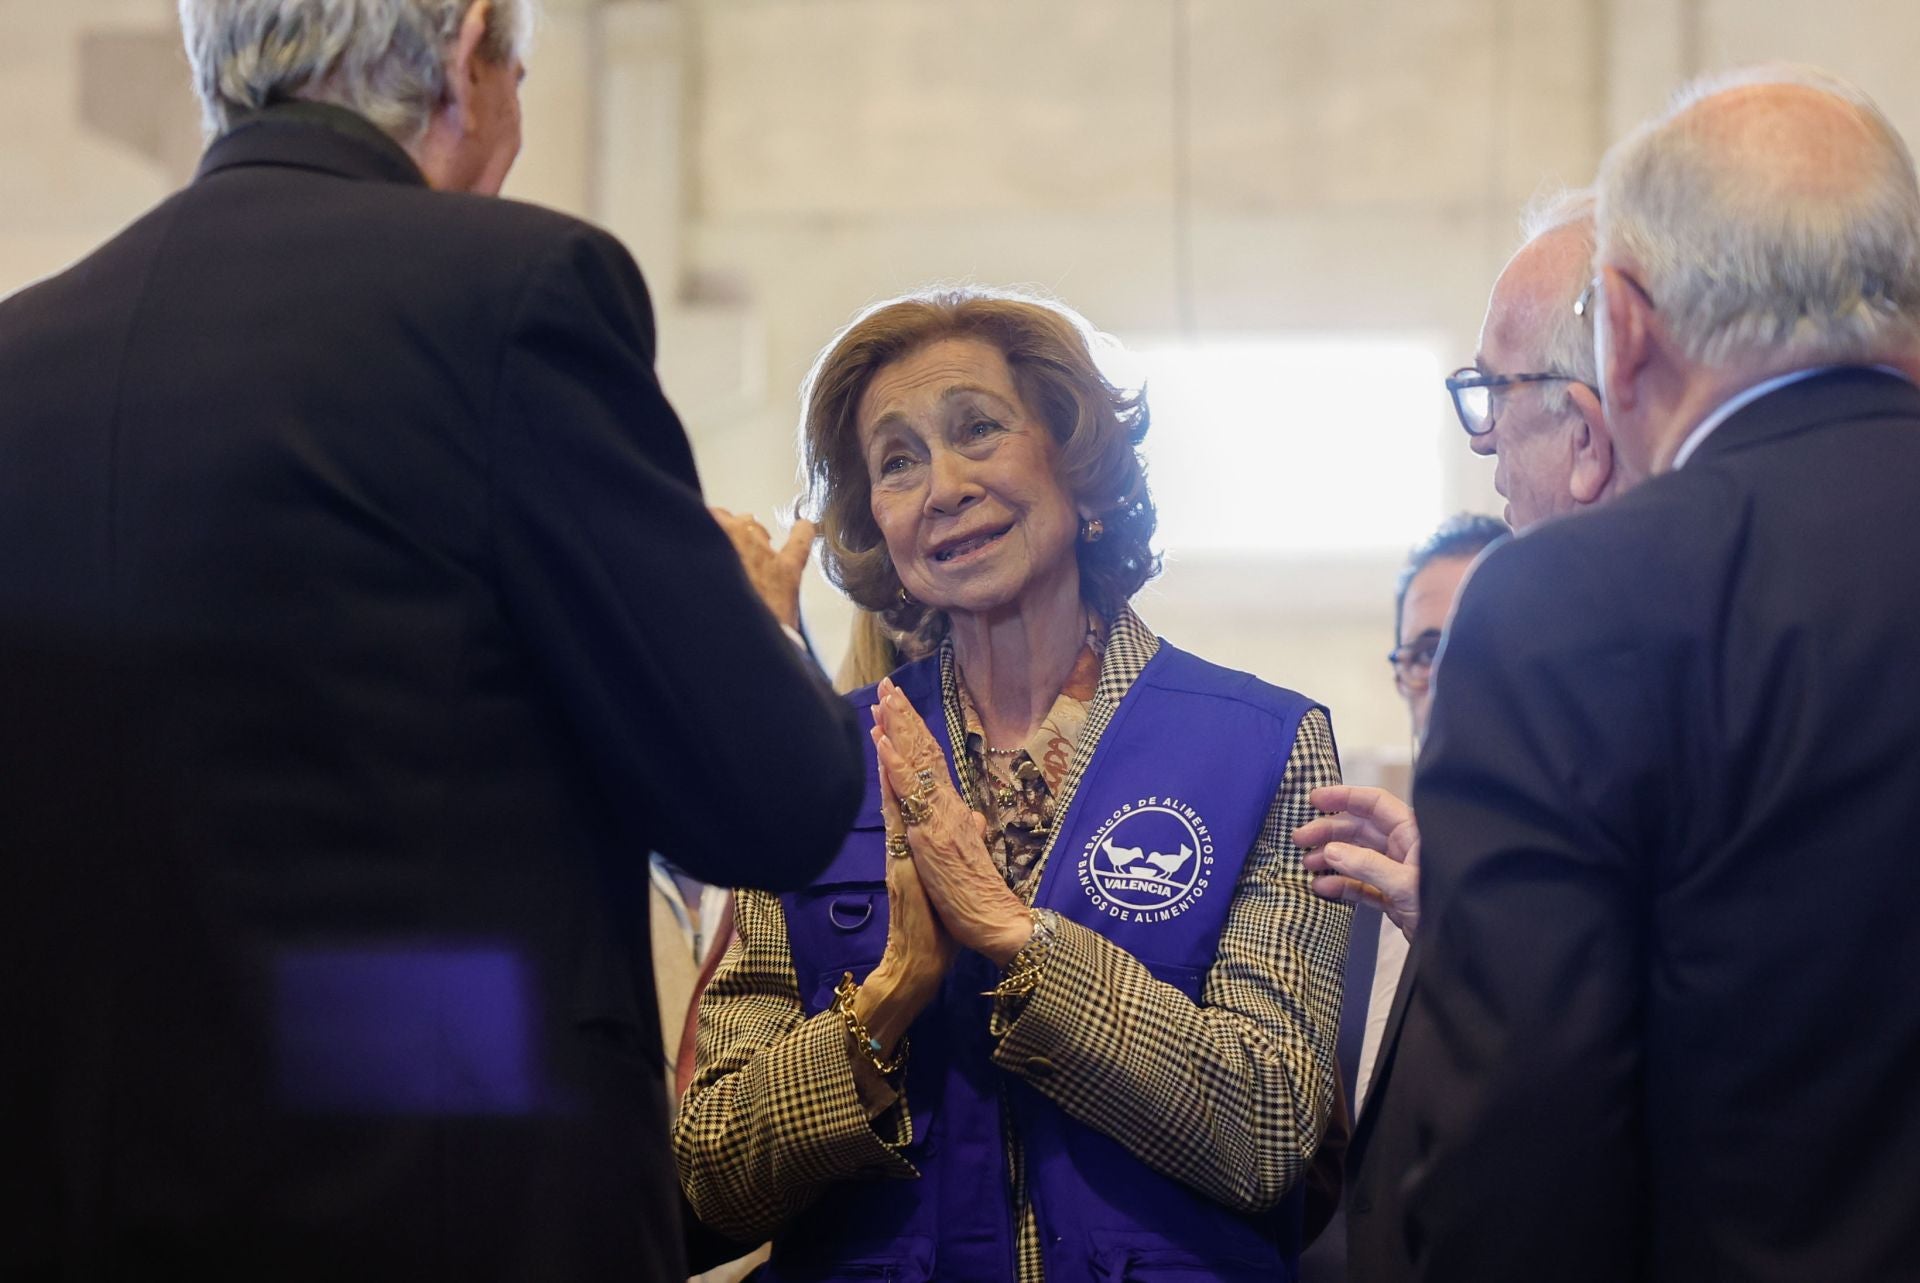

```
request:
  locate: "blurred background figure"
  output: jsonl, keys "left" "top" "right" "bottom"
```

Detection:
{"left": 1294, "top": 512, "right": 1502, "bottom": 1283}
{"left": 1300, "top": 188, "right": 1628, "bottom": 1282}
{"left": 1301, "top": 189, "right": 1615, "bottom": 943}
{"left": 1351, "top": 514, "right": 1505, "bottom": 1093}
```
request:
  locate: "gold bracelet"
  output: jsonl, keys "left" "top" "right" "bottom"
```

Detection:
{"left": 984, "top": 908, "right": 1059, "bottom": 999}
{"left": 832, "top": 972, "right": 908, "bottom": 1076}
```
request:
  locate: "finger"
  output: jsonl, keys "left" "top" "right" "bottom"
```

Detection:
{"left": 1319, "top": 841, "right": 1418, "bottom": 907}
{"left": 1309, "top": 784, "right": 1414, "bottom": 830}
{"left": 1309, "top": 872, "right": 1387, "bottom": 912}
{"left": 871, "top": 725, "right": 901, "bottom": 823}
{"left": 875, "top": 732, "right": 921, "bottom": 797}
{"left": 1292, "top": 812, "right": 1392, "bottom": 853}
{"left": 776, "top": 519, "right": 818, "bottom": 573}
{"left": 878, "top": 686, "right": 943, "bottom": 770}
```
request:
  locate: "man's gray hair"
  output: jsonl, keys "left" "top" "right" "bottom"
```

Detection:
{"left": 1595, "top": 63, "right": 1920, "bottom": 368}
{"left": 179, "top": 0, "right": 537, "bottom": 143}
{"left": 1517, "top": 185, "right": 1598, "bottom": 416}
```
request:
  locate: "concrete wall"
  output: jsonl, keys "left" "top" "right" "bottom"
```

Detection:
{"left": 7, "top": 0, "right": 1918, "bottom": 756}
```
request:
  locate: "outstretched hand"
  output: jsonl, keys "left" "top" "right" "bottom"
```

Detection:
{"left": 872, "top": 679, "right": 1033, "bottom": 966}
{"left": 709, "top": 507, "right": 815, "bottom": 630}
{"left": 1293, "top": 784, "right": 1422, "bottom": 939}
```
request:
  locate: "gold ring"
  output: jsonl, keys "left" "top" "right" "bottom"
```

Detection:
{"left": 885, "top": 832, "right": 913, "bottom": 860}
{"left": 898, "top": 786, "right": 935, "bottom": 827}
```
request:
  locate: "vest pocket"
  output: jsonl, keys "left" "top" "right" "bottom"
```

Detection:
{"left": 1090, "top": 1232, "right": 1286, "bottom": 1283}
{"left": 788, "top": 880, "right": 889, "bottom": 1014}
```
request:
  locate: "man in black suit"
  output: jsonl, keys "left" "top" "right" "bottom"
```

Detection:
{"left": 1296, "top": 513, "right": 1504, "bottom": 1283}
{"left": 0, "top": 1, "right": 864, "bottom": 1278}
{"left": 1299, "top": 193, "right": 1620, "bottom": 1283}
{"left": 1375, "top": 66, "right": 1920, "bottom": 1279}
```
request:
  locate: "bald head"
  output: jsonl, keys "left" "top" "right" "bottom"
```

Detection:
{"left": 1596, "top": 67, "right": 1920, "bottom": 371}
{"left": 1591, "top": 65, "right": 1920, "bottom": 474}
{"left": 1678, "top": 76, "right": 1898, "bottom": 189}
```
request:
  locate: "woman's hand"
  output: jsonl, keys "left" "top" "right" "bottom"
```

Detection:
{"left": 1293, "top": 784, "right": 1422, "bottom": 939}
{"left": 872, "top": 679, "right": 1034, "bottom": 967}
{"left": 853, "top": 729, "right": 958, "bottom": 1052}
{"left": 709, "top": 507, "right": 815, "bottom": 631}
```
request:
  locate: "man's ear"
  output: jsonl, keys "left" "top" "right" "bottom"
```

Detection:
{"left": 1566, "top": 382, "right": 1615, "bottom": 506}
{"left": 1597, "top": 264, "right": 1651, "bottom": 417}
{"left": 445, "top": 0, "right": 495, "bottom": 133}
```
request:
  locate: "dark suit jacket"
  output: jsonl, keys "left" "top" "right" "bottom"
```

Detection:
{"left": 0, "top": 103, "right": 864, "bottom": 1281}
{"left": 1298, "top": 903, "right": 1380, "bottom": 1282}
{"left": 1343, "top": 933, "right": 1426, "bottom": 1282}
{"left": 1357, "top": 368, "right": 1920, "bottom": 1281}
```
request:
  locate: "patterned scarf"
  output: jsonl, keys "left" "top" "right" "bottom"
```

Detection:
{"left": 955, "top": 625, "right": 1104, "bottom": 899}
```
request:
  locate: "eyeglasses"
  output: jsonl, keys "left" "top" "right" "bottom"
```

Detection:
{"left": 1445, "top": 368, "right": 1590, "bottom": 437}
{"left": 1388, "top": 632, "right": 1442, "bottom": 691}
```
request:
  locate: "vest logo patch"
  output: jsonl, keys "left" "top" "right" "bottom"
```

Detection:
{"left": 1076, "top": 798, "right": 1215, "bottom": 923}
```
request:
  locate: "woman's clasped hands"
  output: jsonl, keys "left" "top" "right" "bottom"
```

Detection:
{"left": 871, "top": 678, "right": 1035, "bottom": 972}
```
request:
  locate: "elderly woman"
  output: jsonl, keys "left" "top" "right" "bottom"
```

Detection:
{"left": 675, "top": 289, "right": 1349, "bottom": 1282}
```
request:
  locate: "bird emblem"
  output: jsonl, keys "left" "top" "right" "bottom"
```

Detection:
{"left": 1101, "top": 838, "right": 1194, "bottom": 881}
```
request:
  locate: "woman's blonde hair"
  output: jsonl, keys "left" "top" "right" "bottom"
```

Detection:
{"left": 833, "top": 611, "right": 921, "bottom": 694}
{"left": 800, "top": 287, "right": 1157, "bottom": 648}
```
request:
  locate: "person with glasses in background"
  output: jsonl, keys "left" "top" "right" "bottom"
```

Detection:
{"left": 1296, "top": 188, "right": 1640, "bottom": 1283}
{"left": 1299, "top": 189, "right": 1622, "bottom": 956}
{"left": 1366, "top": 66, "right": 1920, "bottom": 1280}
{"left": 1294, "top": 513, "right": 1503, "bottom": 1283}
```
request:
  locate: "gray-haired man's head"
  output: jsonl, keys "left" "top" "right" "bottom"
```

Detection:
{"left": 1466, "top": 187, "right": 1619, "bottom": 529}
{"left": 1592, "top": 64, "right": 1920, "bottom": 474}
{"left": 179, "top": 0, "right": 536, "bottom": 193}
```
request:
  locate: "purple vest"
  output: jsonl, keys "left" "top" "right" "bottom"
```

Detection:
{"left": 772, "top": 643, "right": 1322, "bottom": 1283}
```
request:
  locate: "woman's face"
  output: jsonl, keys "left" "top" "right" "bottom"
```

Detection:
{"left": 856, "top": 337, "right": 1083, "bottom": 622}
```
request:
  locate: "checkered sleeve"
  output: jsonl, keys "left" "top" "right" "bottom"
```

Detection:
{"left": 672, "top": 887, "right": 920, "bottom": 1244}
{"left": 989, "top": 708, "right": 1351, "bottom": 1212}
